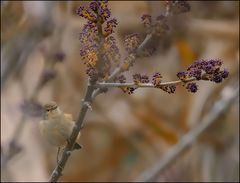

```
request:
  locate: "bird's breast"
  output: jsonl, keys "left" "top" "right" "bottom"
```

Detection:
{"left": 40, "top": 119, "right": 67, "bottom": 147}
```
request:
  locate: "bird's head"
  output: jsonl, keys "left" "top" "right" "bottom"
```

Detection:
{"left": 43, "top": 101, "right": 61, "bottom": 119}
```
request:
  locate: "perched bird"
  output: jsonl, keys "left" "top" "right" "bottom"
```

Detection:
{"left": 39, "top": 101, "right": 81, "bottom": 161}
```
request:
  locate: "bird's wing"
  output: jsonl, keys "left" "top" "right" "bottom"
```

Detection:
{"left": 62, "top": 113, "right": 81, "bottom": 140}
{"left": 56, "top": 113, "right": 74, "bottom": 139}
{"left": 64, "top": 113, "right": 73, "bottom": 121}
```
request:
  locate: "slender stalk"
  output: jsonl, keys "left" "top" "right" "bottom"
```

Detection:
{"left": 94, "top": 78, "right": 196, "bottom": 89}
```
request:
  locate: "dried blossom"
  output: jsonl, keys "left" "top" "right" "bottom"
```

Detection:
{"left": 121, "top": 87, "right": 136, "bottom": 95}
{"left": 76, "top": 6, "right": 97, "bottom": 22}
{"left": 153, "top": 14, "right": 169, "bottom": 37}
{"left": 104, "top": 18, "right": 118, "bottom": 36}
{"left": 166, "top": 1, "right": 191, "bottom": 15}
{"left": 103, "top": 36, "right": 121, "bottom": 66}
{"left": 141, "top": 75, "right": 150, "bottom": 83}
{"left": 77, "top": 1, "right": 120, "bottom": 81}
{"left": 86, "top": 66, "right": 98, "bottom": 81}
{"left": 141, "top": 13, "right": 169, "bottom": 37}
{"left": 124, "top": 33, "right": 141, "bottom": 53}
{"left": 178, "top": 59, "right": 229, "bottom": 83}
{"left": 121, "top": 54, "right": 136, "bottom": 71}
{"left": 133, "top": 73, "right": 149, "bottom": 84}
{"left": 176, "top": 71, "right": 187, "bottom": 81}
{"left": 115, "top": 75, "right": 126, "bottom": 83}
{"left": 141, "top": 14, "right": 152, "bottom": 29}
{"left": 186, "top": 82, "right": 198, "bottom": 93}
{"left": 159, "top": 84, "right": 176, "bottom": 94}
{"left": 152, "top": 72, "right": 163, "bottom": 87}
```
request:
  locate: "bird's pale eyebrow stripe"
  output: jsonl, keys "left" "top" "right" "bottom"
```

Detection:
{"left": 44, "top": 104, "right": 58, "bottom": 111}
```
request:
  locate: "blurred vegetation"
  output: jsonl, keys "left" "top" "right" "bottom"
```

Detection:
{"left": 1, "top": 1, "right": 239, "bottom": 182}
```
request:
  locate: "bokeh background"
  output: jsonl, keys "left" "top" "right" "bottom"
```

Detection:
{"left": 1, "top": 1, "right": 239, "bottom": 182}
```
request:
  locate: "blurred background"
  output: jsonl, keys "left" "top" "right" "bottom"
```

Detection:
{"left": 1, "top": 1, "right": 239, "bottom": 182}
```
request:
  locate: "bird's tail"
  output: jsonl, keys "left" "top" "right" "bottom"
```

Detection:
{"left": 73, "top": 142, "right": 82, "bottom": 150}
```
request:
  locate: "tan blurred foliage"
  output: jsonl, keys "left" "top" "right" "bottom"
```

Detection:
{"left": 1, "top": 1, "right": 239, "bottom": 182}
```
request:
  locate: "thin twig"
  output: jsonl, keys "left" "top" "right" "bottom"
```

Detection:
{"left": 134, "top": 86, "right": 239, "bottom": 182}
{"left": 94, "top": 78, "right": 196, "bottom": 89}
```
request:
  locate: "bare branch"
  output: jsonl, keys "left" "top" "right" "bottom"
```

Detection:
{"left": 94, "top": 78, "right": 196, "bottom": 89}
{"left": 48, "top": 84, "right": 95, "bottom": 182}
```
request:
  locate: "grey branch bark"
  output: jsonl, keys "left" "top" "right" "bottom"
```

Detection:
{"left": 134, "top": 86, "right": 239, "bottom": 182}
{"left": 94, "top": 78, "right": 196, "bottom": 89}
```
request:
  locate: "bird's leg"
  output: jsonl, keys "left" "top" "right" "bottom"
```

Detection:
{"left": 56, "top": 147, "right": 61, "bottom": 164}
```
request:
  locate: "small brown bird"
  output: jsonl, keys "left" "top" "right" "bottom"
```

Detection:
{"left": 39, "top": 101, "right": 81, "bottom": 161}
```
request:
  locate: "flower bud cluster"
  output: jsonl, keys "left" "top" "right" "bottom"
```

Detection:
{"left": 77, "top": 0, "right": 120, "bottom": 81}
{"left": 141, "top": 14, "right": 169, "bottom": 36}
{"left": 124, "top": 33, "right": 141, "bottom": 53}
{"left": 176, "top": 59, "right": 229, "bottom": 93}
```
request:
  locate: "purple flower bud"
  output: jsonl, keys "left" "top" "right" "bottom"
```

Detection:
{"left": 133, "top": 73, "right": 142, "bottom": 83}
{"left": 116, "top": 75, "right": 126, "bottom": 83}
{"left": 141, "top": 14, "right": 152, "bottom": 28}
{"left": 221, "top": 69, "right": 229, "bottom": 79}
{"left": 86, "top": 66, "right": 98, "bottom": 80}
{"left": 186, "top": 82, "right": 198, "bottom": 93}
{"left": 104, "top": 18, "right": 118, "bottom": 36}
{"left": 176, "top": 71, "right": 187, "bottom": 80}
{"left": 159, "top": 85, "right": 176, "bottom": 94}
{"left": 124, "top": 33, "right": 140, "bottom": 53}
{"left": 167, "top": 1, "right": 191, "bottom": 15}
{"left": 89, "top": 1, "right": 98, "bottom": 12}
{"left": 188, "top": 68, "right": 202, "bottom": 80}
{"left": 152, "top": 72, "right": 162, "bottom": 87}
{"left": 141, "top": 75, "right": 150, "bottom": 83}
{"left": 212, "top": 74, "right": 223, "bottom": 83}
{"left": 152, "top": 14, "right": 169, "bottom": 37}
{"left": 76, "top": 6, "right": 97, "bottom": 22}
{"left": 133, "top": 74, "right": 149, "bottom": 84}
{"left": 128, "top": 87, "right": 136, "bottom": 94}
